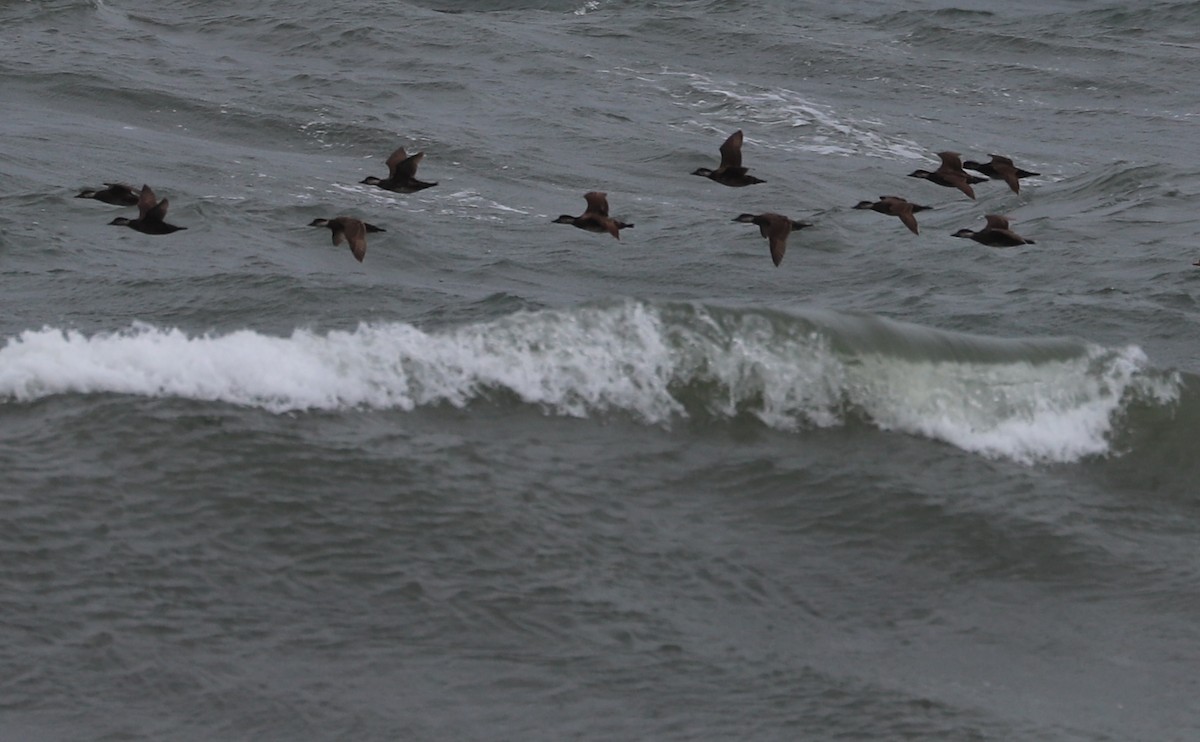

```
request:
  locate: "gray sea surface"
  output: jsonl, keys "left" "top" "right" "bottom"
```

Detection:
{"left": 2, "top": 0, "right": 1200, "bottom": 739}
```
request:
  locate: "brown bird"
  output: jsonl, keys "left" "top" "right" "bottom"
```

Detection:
{"left": 952, "top": 214, "right": 1035, "bottom": 247}
{"left": 908, "top": 151, "right": 988, "bottom": 200}
{"left": 732, "top": 212, "right": 812, "bottom": 267}
{"left": 962, "top": 154, "right": 1040, "bottom": 194}
{"left": 77, "top": 183, "right": 141, "bottom": 206}
{"left": 692, "top": 130, "right": 765, "bottom": 187}
{"left": 552, "top": 191, "right": 633, "bottom": 240}
{"left": 852, "top": 196, "right": 931, "bottom": 235}
{"left": 361, "top": 146, "right": 437, "bottom": 193}
{"left": 108, "top": 185, "right": 187, "bottom": 234}
{"left": 309, "top": 217, "right": 384, "bottom": 262}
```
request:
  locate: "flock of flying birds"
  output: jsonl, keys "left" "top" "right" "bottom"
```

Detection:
{"left": 77, "top": 131, "right": 1040, "bottom": 266}
{"left": 76, "top": 145, "right": 434, "bottom": 262}
{"left": 556, "top": 130, "right": 1039, "bottom": 266}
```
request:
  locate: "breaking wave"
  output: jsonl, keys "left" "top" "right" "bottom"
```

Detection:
{"left": 0, "top": 300, "right": 1182, "bottom": 464}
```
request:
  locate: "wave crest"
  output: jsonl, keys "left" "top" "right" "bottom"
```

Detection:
{"left": 0, "top": 301, "right": 1181, "bottom": 464}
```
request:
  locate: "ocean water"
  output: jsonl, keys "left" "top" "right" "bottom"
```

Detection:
{"left": 2, "top": 0, "right": 1200, "bottom": 739}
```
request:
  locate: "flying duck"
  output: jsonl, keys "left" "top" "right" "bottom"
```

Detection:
{"left": 962, "top": 155, "right": 1040, "bottom": 194}
{"left": 692, "top": 130, "right": 765, "bottom": 187}
{"left": 361, "top": 146, "right": 437, "bottom": 193}
{"left": 852, "top": 196, "right": 930, "bottom": 235}
{"left": 552, "top": 192, "right": 633, "bottom": 239}
{"left": 732, "top": 212, "right": 812, "bottom": 266}
{"left": 952, "top": 214, "right": 1035, "bottom": 246}
{"left": 77, "top": 183, "right": 141, "bottom": 206}
{"left": 309, "top": 217, "right": 384, "bottom": 262}
{"left": 108, "top": 185, "right": 186, "bottom": 234}
{"left": 908, "top": 151, "right": 987, "bottom": 200}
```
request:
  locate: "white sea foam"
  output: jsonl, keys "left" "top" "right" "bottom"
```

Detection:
{"left": 299, "top": 117, "right": 336, "bottom": 149}
{"left": 0, "top": 303, "right": 1179, "bottom": 464}
{"left": 605, "top": 68, "right": 927, "bottom": 160}
{"left": 441, "top": 190, "right": 531, "bottom": 221}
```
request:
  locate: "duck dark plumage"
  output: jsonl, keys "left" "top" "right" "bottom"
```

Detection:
{"left": 77, "top": 183, "right": 142, "bottom": 206}
{"left": 107, "top": 185, "right": 187, "bottom": 234}
{"left": 361, "top": 146, "right": 438, "bottom": 193}
{"left": 309, "top": 217, "right": 383, "bottom": 262}
{"left": 962, "top": 154, "right": 1040, "bottom": 194}
{"left": 553, "top": 191, "right": 633, "bottom": 240}
{"left": 309, "top": 217, "right": 385, "bottom": 234}
{"left": 952, "top": 214, "right": 1035, "bottom": 247}
{"left": 908, "top": 151, "right": 987, "bottom": 200}
{"left": 732, "top": 212, "right": 811, "bottom": 267}
{"left": 692, "top": 130, "right": 765, "bottom": 187}
{"left": 852, "top": 196, "right": 930, "bottom": 235}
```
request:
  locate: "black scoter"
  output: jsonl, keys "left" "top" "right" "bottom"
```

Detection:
{"left": 732, "top": 212, "right": 812, "bottom": 266}
{"left": 962, "top": 154, "right": 1039, "bottom": 194}
{"left": 692, "top": 130, "right": 765, "bottom": 187}
{"left": 77, "top": 183, "right": 141, "bottom": 206}
{"left": 908, "top": 151, "right": 987, "bottom": 200}
{"left": 309, "top": 217, "right": 384, "bottom": 262}
{"left": 108, "top": 185, "right": 186, "bottom": 234}
{"left": 852, "top": 196, "right": 930, "bottom": 235}
{"left": 952, "top": 214, "right": 1035, "bottom": 246}
{"left": 553, "top": 192, "right": 633, "bottom": 240}
{"left": 361, "top": 146, "right": 437, "bottom": 193}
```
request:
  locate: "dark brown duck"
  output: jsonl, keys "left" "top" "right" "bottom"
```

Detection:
{"left": 908, "top": 151, "right": 987, "bottom": 200}
{"left": 108, "top": 185, "right": 186, "bottom": 234}
{"left": 952, "top": 214, "right": 1035, "bottom": 246}
{"left": 553, "top": 192, "right": 633, "bottom": 240}
{"left": 732, "top": 212, "right": 812, "bottom": 266}
{"left": 962, "top": 155, "right": 1040, "bottom": 194}
{"left": 361, "top": 146, "right": 437, "bottom": 193}
{"left": 309, "top": 217, "right": 384, "bottom": 262}
{"left": 692, "top": 130, "right": 765, "bottom": 187}
{"left": 852, "top": 196, "right": 930, "bottom": 235}
{"left": 78, "top": 183, "right": 142, "bottom": 206}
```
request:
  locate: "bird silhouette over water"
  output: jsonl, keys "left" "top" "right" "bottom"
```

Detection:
{"left": 908, "top": 151, "right": 987, "bottom": 200}
{"left": 361, "top": 146, "right": 438, "bottom": 193}
{"left": 962, "top": 154, "right": 1040, "bottom": 194}
{"left": 108, "top": 185, "right": 187, "bottom": 234}
{"left": 852, "top": 196, "right": 930, "bottom": 235}
{"left": 692, "top": 130, "right": 765, "bottom": 187}
{"left": 309, "top": 217, "right": 384, "bottom": 262}
{"left": 553, "top": 192, "right": 633, "bottom": 239}
{"left": 77, "top": 183, "right": 141, "bottom": 206}
{"left": 732, "top": 212, "right": 812, "bottom": 266}
{"left": 953, "top": 214, "right": 1035, "bottom": 246}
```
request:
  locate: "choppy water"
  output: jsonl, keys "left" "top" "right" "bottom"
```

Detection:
{"left": 3, "top": 1, "right": 1200, "bottom": 740}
